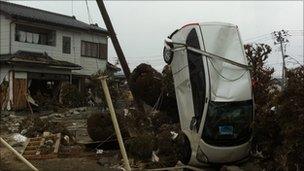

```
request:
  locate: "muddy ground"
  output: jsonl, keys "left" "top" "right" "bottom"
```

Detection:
{"left": 0, "top": 107, "right": 125, "bottom": 171}
{"left": 0, "top": 107, "right": 261, "bottom": 171}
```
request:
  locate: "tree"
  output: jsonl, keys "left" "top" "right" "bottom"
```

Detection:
{"left": 245, "top": 44, "right": 304, "bottom": 170}
{"left": 276, "top": 66, "right": 304, "bottom": 170}
{"left": 244, "top": 44, "right": 281, "bottom": 169}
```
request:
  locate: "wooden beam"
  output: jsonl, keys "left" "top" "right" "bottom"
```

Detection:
{"left": 95, "top": 0, "right": 146, "bottom": 113}
{"left": 99, "top": 76, "right": 131, "bottom": 171}
{"left": 0, "top": 137, "right": 39, "bottom": 171}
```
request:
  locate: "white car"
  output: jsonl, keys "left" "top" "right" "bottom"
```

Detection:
{"left": 163, "top": 22, "right": 254, "bottom": 165}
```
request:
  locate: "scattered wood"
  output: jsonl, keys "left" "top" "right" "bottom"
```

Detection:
{"left": 0, "top": 137, "right": 39, "bottom": 171}
{"left": 22, "top": 133, "right": 61, "bottom": 160}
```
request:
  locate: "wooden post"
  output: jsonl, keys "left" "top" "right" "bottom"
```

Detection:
{"left": 99, "top": 76, "right": 131, "bottom": 171}
{"left": 0, "top": 137, "right": 39, "bottom": 171}
{"left": 95, "top": 0, "right": 146, "bottom": 114}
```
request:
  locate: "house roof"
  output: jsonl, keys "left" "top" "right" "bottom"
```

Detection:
{"left": 0, "top": 1, "right": 108, "bottom": 35}
{"left": 106, "top": 62, "right": 121, "bottom": 72}
{"left": 0, "top": 51, "right": 82, "bottom": 70}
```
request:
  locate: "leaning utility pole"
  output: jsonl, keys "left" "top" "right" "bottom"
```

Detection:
{"left": 95, "top": 0, "right": 145, "bottom": 113}
{"left": 272, "top": 30, "right": 289, "bottom": 89}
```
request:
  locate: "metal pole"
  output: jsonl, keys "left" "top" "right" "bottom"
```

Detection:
{"left": 95, "top": 0, "right": 145, "bottom": 113}
{"left": 99, "top": 76, "right": 131, "bottom": 171}
{"left": 0, "top": 137, "right": 39, "bottom": 171}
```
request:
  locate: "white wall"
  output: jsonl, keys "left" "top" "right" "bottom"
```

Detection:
{"left": 0, "top": 14, "right": 108, "bottom": 76}
{"left": 0, "top": 15, "right": 11, "bottom": 54}
{"left": 0, "top": 64, "right": 10, "bottom": 84}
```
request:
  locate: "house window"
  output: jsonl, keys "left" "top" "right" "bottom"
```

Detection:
{"left": 15, "top": 24, "right": 56, "bottom": 46}
{"left": 99, "top": 43, "right": 108, "bottom": 59}
{"left": 81, "top": 41, "right": 107, "bottom": 59}
{"left": 62, "top": 36, "right": 71, "bottom": 54}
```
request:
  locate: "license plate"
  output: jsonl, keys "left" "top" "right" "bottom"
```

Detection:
{"left": 219, "top": 125, "right": 233, "bottom": 135}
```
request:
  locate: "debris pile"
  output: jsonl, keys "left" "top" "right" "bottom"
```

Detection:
{"left": 86, "top": 112, "right": 129, "bottom": 141}
{"left": 120, "top": 64, "right": 184, "bottom": 167}
{"left": 18, "top": 116, "right": 72, "bottom": 139}
{"left": 22, "top": 133, "right": 61, "bottom": 160}
{"left": 82, "top": 63, "right": 183, "bottom": 168}
{"left": 1, "top": 114, "right": 23, "bottom": 133}
{"left": 40, "top": 138, "right": 55, "bottom": 155}
{"left": 125, "top": 134, "right": 155, "bottom": 161}
{"left": 130, "top": 64, "right": 163, "bottom": 107}
{"left": 86, "top": 70, "right": 122, "bottom": 107}
{"left": 59, "top": 83, "right": 86, "bottom": 108}
{"left": 130, "top": 64, "right": 178, "bottom": 122}
{"left": 154, "top": 124, "right": 182, "bottom": 167}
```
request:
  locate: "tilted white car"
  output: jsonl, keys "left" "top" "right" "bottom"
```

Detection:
{"left": 163, "top": 22, "right": 254, "bottom": 165}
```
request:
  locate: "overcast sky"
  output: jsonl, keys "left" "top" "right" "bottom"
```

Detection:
{"left": 8, "top": 1, "right": 304, "bottom": 76}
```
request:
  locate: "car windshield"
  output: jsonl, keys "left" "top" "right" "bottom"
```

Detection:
{"left": 202, "top": 100, "right": 253, "bottom": 146}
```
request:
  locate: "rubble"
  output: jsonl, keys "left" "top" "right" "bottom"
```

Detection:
{"left": 1, "top": 114, "right": 24, "bottom": 133}
{"left": 130, "top": 63, "right": 163, "bottom": 107}
{"left": 125, "top": 134, "right": 156, "bottom": 161}
{"left": 18, "top": 116, "right": 73, "bottom": 140}
{"left": 86, "top": 112, "right": 129, "bottom": 141}
{"left": 154, "top": 124, "right": 182, "bottom": 167}
{"left": 130, "top": 64, "right": 179, "bottom": 122}
{"left": 22, "top": 133, "right": 61, "bottom": 160}
{"left": 59, "top": 83, "right": 86, "bottom": 108}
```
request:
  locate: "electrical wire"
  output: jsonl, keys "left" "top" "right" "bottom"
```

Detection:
{"left": 286, "top": 55, "right": 303, "bottom": 66}
{"left": 245, "top": 36, "right": 273, "bottom": 43}
{"left": 85, "top": 0, "right": 93, "bottom": 24}
{"left": 71, "top": 0, "right": 74, "bottom": 16}
{"left": 244, "top": 33, "right": 272, "bottom": 42}
{"left": 208, "top": 58, "right": 248, "bottom": 82}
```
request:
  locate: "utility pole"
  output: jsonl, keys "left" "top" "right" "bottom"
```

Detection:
{"left": 95, "top": 0, "right": 145, "bottom": 113}
{"left": 272, "top": 30, "right": 289, "bottom": 89}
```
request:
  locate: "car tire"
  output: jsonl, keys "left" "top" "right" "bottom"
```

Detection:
{"left": 177, "top": 133, "right": 192, "bottom": 165}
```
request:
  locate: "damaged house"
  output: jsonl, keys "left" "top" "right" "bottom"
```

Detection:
{"left": 0, "top": 1, "right": 109, "bottom": 110}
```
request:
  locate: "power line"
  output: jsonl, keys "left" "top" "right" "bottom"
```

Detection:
{"left": 288, "top": 29, "right": 303, "bottom": 32}
{"left": 245, "top": 36, "right": 273, "bottom": 43}
{"left": 289, "top": 33, "right": 303, "bottom": 36}
{"left": 287, "top": 55, "right": 303, "bottom": 66}
{"left": 244, "top": 33, "right": 271, "bottom": 41}
{"left": 71, "top": 0, "right": 74, "bottom": 16}
{"left": 244, "top": 30, "right": 303, "bottom": 42}
{"left": 85, "top": 0, "right": 93, "bottom": 24}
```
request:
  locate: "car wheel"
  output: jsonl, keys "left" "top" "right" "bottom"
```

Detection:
{"left": 176, "top": 133, "right": 192, "bottom": 165}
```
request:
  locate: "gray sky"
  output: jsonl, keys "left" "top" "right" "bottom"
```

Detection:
{"left": 8, "top": 1, "right": 304, "bottom": 76}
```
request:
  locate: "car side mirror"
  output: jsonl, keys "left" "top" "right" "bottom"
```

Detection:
{"left": 163, "top": 38, "right": 174, "bottom": 64}
{"left": 164, "top": 37, "right": 173, "bottom": 47}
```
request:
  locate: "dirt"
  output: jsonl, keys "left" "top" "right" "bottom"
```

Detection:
{"left": 0, "top": 146, "right": 120, "bottom": 171}
{"left": 0, "top": 107, "right": 126, "bottom": 171}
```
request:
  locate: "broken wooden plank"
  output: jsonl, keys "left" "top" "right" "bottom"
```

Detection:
{"left": 22, "top": 133, "right": 61, "bottom": 160}
{"left": 0, "top": 137, "right": 39, "bottom": 171}
{"left": 53, "top": 133, "right": 61, "bottom": 154}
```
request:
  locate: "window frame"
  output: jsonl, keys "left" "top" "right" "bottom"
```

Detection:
{"left": 81, "top": 40, "right": 107, "bottom": 59}
{"left": 15, "top": 24, "right": 56, "bottom": 46}
{"left": 62, "top": 36, "right": 71, "bottom": 54}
